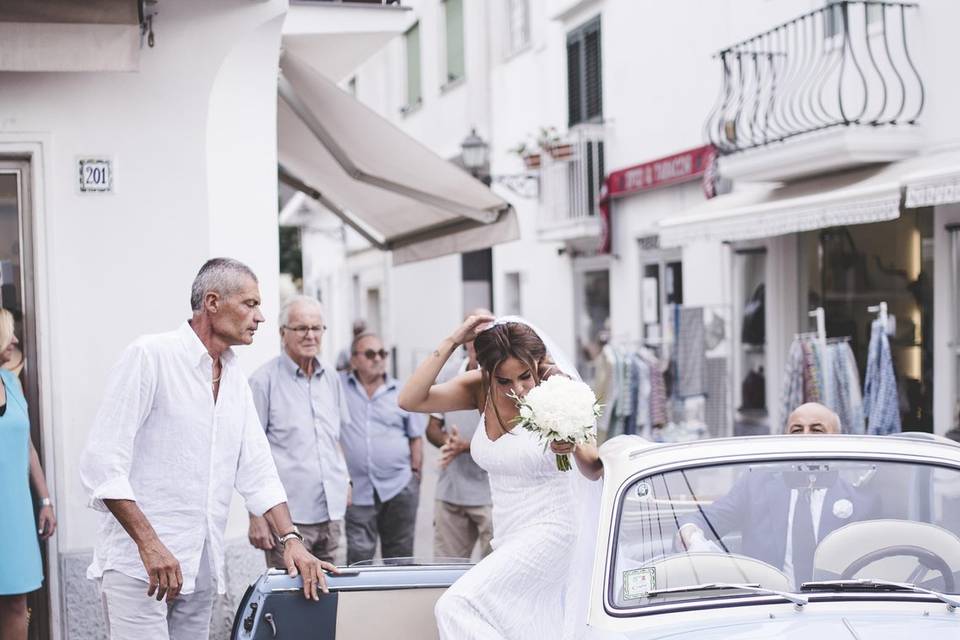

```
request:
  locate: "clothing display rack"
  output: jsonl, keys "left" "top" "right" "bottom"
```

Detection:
{"left": 782, "top": 307, "right": 863, "bottom": 434}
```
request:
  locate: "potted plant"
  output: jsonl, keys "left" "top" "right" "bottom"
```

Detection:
{"left": 536, "top": 126, "right": 573, "bottom": 160}
{"left": 509, "top": 140, "right": 541, "bottom": 169}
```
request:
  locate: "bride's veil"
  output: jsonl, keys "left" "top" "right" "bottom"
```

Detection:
{"left": 484, "top": 315, "right": 581, "bottom": 382}
{"left": 480, "top": 315, "right": 602, "bottom": 638}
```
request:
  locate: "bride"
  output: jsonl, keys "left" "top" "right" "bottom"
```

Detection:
{"left": 398, "top": 314, "right": 603, "bottom": 639}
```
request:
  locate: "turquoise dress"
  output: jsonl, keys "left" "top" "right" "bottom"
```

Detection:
{"left": 0, "top": 369, "right": 43, "bottom": 595}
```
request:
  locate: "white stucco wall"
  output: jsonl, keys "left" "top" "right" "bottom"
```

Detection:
{"left": 1, "top": 1, "right": 288, "bottom": 635}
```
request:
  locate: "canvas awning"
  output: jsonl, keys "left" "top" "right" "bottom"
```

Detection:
{"left": 659, "top": 164, "right": 905, "bottom": 247}
{"left": 0, "top": 0, "right": 140, "bottom": 71}
{"left": 277, "top": 51, "right": 517, "bottom": 265}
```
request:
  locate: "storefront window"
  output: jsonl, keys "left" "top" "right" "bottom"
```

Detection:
{"left": 732, "top": 248, "right": 768, "bottom": 435}
{"left": 641, "top": 257, "right": 683, "bottom": 348}
{"left": 575, "top": 268, "right": 610, "bottom": 381}
{"left": 800, "top": 212, "right": 934, "bottom": 432}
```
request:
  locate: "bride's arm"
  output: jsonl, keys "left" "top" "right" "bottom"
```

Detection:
{"left": 398, "top": 314, "right": 493, "bottom": 413}
{"left": 550, "top": 440, "right": 603, "bottom": 481}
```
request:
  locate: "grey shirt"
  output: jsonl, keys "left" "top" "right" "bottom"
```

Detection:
{"left": 249, "top": 355, "right": 351, "bottom": 524}
{"left": 341, "top": 372, "right": 426, "bottom": 506}
{"left": 434, "top": 357, "right": 492, "bottom": 507}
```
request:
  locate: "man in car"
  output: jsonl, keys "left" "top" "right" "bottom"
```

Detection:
{"left": 677, "top": 402, "right": 880, "bottom": 587}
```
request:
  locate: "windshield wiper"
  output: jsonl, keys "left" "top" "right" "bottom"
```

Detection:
{"left": 648, "top": 582, "right": 808, "bottom": 607}
{"left": 802, "top": 579, "right": 960, "bottom": 610}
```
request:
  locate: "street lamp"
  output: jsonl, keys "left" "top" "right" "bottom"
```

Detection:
{"left": 459, "top": 127, "right": 537, "bottom": 198}
{"left": 460, "top": 128, "right": 489, "bottom": 176}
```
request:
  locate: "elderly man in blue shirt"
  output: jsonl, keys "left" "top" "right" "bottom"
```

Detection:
{"left": 341, "top": 332, "right": 425, "bottom": 565}
{"left": 248, "top": 295, "right": 352, "bottom": 566}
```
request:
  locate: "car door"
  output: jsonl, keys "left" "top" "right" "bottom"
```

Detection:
{"left": 232, "top": 565, "right": 469, "bottom": 639}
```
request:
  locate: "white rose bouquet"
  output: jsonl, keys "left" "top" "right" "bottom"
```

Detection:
{"left": 511, "top": 376, "right": 602, "bottom": 471}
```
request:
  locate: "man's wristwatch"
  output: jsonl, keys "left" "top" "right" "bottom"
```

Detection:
{"left": 277, "top": 527, "right": 304, "bottom": 547}
{"left": 39, "top": 497, "right": 52, "bottom": 508}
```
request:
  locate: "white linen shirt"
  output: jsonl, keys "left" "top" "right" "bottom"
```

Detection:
{"left": 80, "top": 322, "right": 287, "bottom": 595}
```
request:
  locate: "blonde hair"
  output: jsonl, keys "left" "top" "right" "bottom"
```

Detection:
{"left": 0, "top": 309, "right": 14, "bottom": 353}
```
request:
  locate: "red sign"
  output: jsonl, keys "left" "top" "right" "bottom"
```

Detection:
{"left": 606, "top": 145, "right": 715, "bottom": 199}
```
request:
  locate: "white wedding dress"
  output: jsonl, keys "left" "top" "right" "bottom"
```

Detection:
{"left": 435, "top": 415, "right": 599, "bottom": 639}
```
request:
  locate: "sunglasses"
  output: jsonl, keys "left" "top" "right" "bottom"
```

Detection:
{"left": 354, "top": 348, "right": 389, "bottom": 360}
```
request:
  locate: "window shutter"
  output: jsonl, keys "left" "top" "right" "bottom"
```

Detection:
{"left": 405, "top": 22, "right": 421, "bottom": 106}
{"left": 584, "top": 26, "right": 602, "bottom": 121}
{"left": 445, "top": 0, "right": 465, "bottom": 82}
{"left": 567, "top": 17, "right": 602, "bottom": 126}
{"left": 567, "top": 37, "right": 582, "bottom": 126}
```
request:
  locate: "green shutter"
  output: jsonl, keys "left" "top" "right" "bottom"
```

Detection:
{"left": 405, "top": 22, "right": 421, "bottom": 107}
{"left": 445, "top": 0, "right": 465, "bottom": 82}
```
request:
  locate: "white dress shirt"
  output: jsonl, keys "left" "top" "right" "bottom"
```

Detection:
{"left": 782, "top": 488, "right": 826, "bottom": 587}
{"left": 80, "top": 322, "right": 287, "bottom": 595}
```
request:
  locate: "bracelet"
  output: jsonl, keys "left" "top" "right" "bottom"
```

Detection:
{"left": 277, "top": 527, "right": 304, "bottom": 547}
{"left": 39, "top": 497, "right": 52, "bottom": 508}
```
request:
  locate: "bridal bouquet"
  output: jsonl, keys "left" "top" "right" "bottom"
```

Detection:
{"left": 511, "top": 376, "right": 602, "bottom": 471}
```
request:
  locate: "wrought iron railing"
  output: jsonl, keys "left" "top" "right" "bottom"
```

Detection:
{"left": 705, "top": 1, "right": 924, "bottom": 155}
{"left": 539, "top": 125, "right": 605, "bottom": 228}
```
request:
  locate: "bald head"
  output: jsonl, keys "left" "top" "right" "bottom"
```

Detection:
{"left": 785, "top": 403, "right": 841, "bottom": 435}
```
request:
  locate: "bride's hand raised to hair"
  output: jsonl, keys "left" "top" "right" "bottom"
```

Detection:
{"left": 448, "top": 313, "right": 496, "bottom": 346}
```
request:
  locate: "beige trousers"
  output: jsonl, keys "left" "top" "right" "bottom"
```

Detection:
{"left": 98, "top": 544, "right": 216, "bottom": 640}
{"left": 433, "top": 500, "right": 493, "bottom": 560}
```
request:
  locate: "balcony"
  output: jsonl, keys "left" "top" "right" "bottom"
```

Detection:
{"left": 537, "top": 124, "right": 605, "bottom": 243}
{"left": 704, "top": 1, "right": 924, "bottom": 183}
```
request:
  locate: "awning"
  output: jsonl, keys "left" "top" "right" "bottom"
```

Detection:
{"left": 659, "top": 165, "right": 904, "bottom": 247}
{"left": 903, "top": 149, "right": 960, "bottom": 208}
{"left": 277, "top": 51, "right": 517, "bottom": 265}
{"left": 282, "top": 1, "right": 412, "bottom": 83}
{"left": 0, "top": 0, "right": 140, "bottom": 72}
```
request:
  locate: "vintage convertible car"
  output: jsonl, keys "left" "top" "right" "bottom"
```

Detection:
{"left": 232, "top": 433, "right": 960, "bottom": 638}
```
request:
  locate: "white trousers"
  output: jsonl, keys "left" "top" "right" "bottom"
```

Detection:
{"left": 98, "top": 544, "right": 217, "bottom": 640}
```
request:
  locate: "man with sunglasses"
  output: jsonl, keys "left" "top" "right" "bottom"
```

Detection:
{"left": 247, "top": 295, "right": 352, "bottom": 566}
{"left": 341, "top": 332, "right": 425, "bottom": 565}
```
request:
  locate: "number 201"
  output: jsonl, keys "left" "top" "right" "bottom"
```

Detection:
{"left": 85, "top": 166, "right": 107, "bottom": 185}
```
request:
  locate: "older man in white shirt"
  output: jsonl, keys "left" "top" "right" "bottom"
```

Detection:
{"left": 80, "top": 258, "right": 335, "bottom": 640}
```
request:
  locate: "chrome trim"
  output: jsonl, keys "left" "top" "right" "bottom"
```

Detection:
{"left": 602, "top": 450, "right": 960, "bottom": 617}
{"left": 270, "top": 584, "right": 450, "bottom": 593}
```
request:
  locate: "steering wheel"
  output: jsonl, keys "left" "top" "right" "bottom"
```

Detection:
{"left": 840, "top": 544, "right": 955, "bottom": 592}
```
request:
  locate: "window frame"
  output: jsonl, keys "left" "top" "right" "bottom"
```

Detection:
{"left": 403, "top": 21, "right": 423, "bottom": 113}
{"left": 503, "top": 0, "right": 531, "bottom": 59}
{"left": 441, "top": 0, "right": 466, "bottom": 88}
{"left": 566, "top": 15, "right": 603, "bottom": 127}
{"left": 604, "top": 451, "right": 960, "bottom": 617}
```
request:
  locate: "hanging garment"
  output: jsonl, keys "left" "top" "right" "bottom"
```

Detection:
{"left": 623, "top": 355, "right": 641, "bottom": 436}
{"left": 635, "top": 356, "right": 652, "bottom": 439}
{"left": 641, "top": 352, "right": 670, "bottom": 427}
{"left": 740, "top": 367, "right": 766, "bottom": 412}
{"left": 830, "top": 342, "right": 864, "bottom": 434}
{"left": 741, "top": 283, "right": 766, "bottom": 346}
{"left": 593, "top": 345, "right": 618, "bottom": 436}
{"left": 781, "top": 338, "right": 805, "bottom": 429}
{"left": 704, "top": 357, "right": 729, "bottom": 438}
{"left": 864, "top": 319, "right": 901, "bottom": 435}
{"left": 677, "top": 307, "right": 707, "bottom": 397}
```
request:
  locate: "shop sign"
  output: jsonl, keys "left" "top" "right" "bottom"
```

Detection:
{"left": 606, "top": 145, "right": 714, "bottom": 199}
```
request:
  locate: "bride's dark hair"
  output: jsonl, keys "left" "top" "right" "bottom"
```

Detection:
{"left": 474, "top": 322, "right": 548, "bottom": 432}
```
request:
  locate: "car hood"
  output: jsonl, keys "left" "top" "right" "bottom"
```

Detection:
{"left": 604, "top": 610, "right": 958, "bottom": 639}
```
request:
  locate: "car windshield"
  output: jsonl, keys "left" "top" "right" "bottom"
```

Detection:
{"left": 611, "top": 458, "right": 960, "bottom": 609}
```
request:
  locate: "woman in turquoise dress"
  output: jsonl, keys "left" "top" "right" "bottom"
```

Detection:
{"left": 0, "top": 309, "right": 56, "bottom": 640}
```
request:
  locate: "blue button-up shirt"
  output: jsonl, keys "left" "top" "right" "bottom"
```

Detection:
{"left": 340, "top": 372, "right": 426, "bottom": 505}
{"left": 249, "top": 355, "right": 351, "bottom": 523}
